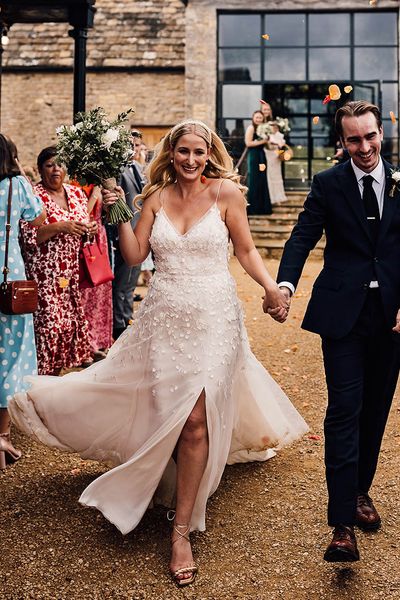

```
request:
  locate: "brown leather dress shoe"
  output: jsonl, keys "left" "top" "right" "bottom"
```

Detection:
{"left": 356, "top": 493, "right": 381, "bottom": 531}
{"left": 324, "top": 525, "right": 360, "bottom": 562}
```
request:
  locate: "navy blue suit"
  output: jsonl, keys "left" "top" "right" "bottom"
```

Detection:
{"left": 278, "top": 158, "right": 400, "bottom": 525}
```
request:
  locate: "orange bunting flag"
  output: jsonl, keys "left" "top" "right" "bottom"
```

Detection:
{"left": 390, "top": 111, "right": 397, "bottom": 124}
{"left": 262, "top": 34, "right": 270, "bottom": 40}
{"left": 312, "top": 116, "right": 320, "bottom": 125}
{"left": 328, "top": 84, "right": 341, "bottom": 101}
{"left": 344, "top": 85, "right": 353, "bottom": 94}
{"left": 322, "top": 95, "right": 331, "bottom": 105}
{"left": 259, "top": 164, "right": 266, "bottom": 172}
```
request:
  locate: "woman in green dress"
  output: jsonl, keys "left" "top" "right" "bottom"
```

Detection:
{"left": 244, "top": 110, "right": 272, "bottom": 215}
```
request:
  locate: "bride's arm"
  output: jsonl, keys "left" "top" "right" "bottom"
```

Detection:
{"left": 223, "top": 181, "right": 288, "bottom": 318}
{"left": 103, "top": 189, "right": 157, "bottom": 266}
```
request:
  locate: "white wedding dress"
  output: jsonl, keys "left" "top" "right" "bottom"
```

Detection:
{"left": 10, "top": 192, "right": 308, "bottom": 535}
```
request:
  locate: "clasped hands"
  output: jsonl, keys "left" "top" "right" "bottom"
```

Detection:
{"left": 263, "top": 286, "right": 291, "bottom": 323}
{"left": 102, "top": 187, "right": 125, "bottom": 209}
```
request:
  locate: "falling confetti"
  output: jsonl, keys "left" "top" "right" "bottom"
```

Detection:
{"left": 312, "top": 116, "right": 320, "bottom": 124}
{"left": 344, "top": 85, "right": 353, "bottom": 94}
{"left": 259, "top": 163, "right": 266, "bottom": 172}
{"left": 369, "top": 0, "right": 377, "bottom": 5}
{"left": 390, "top": 111, "right": 397, "bottom": 124}
{"left": 322, "top": 95, "right": 331, "bottom": 105}
{"left": 259, "top": 99, "right": 269, "bottom": 105}
{"left": 328, "top": 84, "right": 341, "bottom": 101}
{"left": 262, "top": 34, "right": 270, "bottom": 40}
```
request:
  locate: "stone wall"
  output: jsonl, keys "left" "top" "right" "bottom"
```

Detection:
{"left": 3, "top": 71, "right": 185, "bottom": 166}
{"left": 185, "top": 0, "right": 400, "bottom": 127}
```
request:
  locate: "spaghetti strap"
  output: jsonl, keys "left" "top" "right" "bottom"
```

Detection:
{"left": 215, "top": 179, "right": 224, "bottom": 206}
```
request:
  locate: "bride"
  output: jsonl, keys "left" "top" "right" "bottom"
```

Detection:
{"left": 10, "top": 120, "right": 308, "bottom": 587}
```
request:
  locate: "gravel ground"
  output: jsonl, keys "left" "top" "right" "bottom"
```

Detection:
{"left": 1, "top": 257, "right": 400, "bottom": 600}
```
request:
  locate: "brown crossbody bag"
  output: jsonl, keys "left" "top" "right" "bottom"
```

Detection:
{"left": 0, "top": 178, "right": 38, "bottom": 315}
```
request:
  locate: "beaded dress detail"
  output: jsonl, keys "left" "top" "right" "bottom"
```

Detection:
{"left": 9, "top": 186, "right": 308, "bottom": 535}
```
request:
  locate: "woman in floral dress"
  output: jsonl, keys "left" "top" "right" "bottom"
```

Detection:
{"left": 20, "top": 146, "right": 96, "bottom": 375}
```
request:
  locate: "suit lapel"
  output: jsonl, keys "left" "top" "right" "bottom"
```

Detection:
{"left": 340, "top": 160, "right": 371, "bottom": 242}
{"left": 378, "top": 159, "right": 396, "bottom": 242}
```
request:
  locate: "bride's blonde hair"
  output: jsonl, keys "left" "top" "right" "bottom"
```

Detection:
{"left": 135, "top": 119, "right": 247, "bottom": 208}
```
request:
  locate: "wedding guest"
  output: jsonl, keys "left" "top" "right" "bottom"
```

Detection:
{"left": 274, "top": 101, "right": 400, "bottom": 562}
{"left": 0, "top": 134, "right": 45, "bottom": 469}
{"left": 10, "top": 120, "right": 308, "bottom": 587}
{"left": 244, "top": 110, "right": 272, "bottom": 215}
{"left": 111, "top": 130, "right": 144, "bottom": 339}
{"left": 79, "top": 185, "right": 113, "bottom": 363}
{"left": 262, "top": 104, "right": 287, "bottom": 205}
{"left": 20, "top": 146, "right": 96, "bottom": 375}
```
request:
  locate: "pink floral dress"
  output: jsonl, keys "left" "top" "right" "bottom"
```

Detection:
{"left": 80, "top": 195, "right": 113, "bottom": 353}
{"left": 20, "top": 183, "right": 91, "bottom": 374}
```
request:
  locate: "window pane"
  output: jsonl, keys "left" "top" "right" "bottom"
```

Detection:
{"left": 382, "top": 119, "right": 398, "bottom": 138}
{"left": 218, "top": 49, "right": 260, "bottom": 82}
{"left": 265, "top": 49, "right": 306, "bottom": 81}
{"left": 355, "top": 12, "right": 397, "bottom": 46}
{"left": 309, "top": 48, "right": 350, "bottom": 81}
{"left": 382, "top": 83, "right": 399, "bottom": 115}
{"left": 288, "top": 116, "right": 308, "bottom": 136}
{"left": 219, "top": 14, "right": 260, "bottom": 47}
{"left": 284, "top": 97, "right": 308, "bottom": 114}
{"left": 355, "top": 47, "right": 397, "bottom": 80}
{"left": 264, "top": 14, "right": 306, "bottom": 46}
{"left": 222, "top": 84, "right": 262, "bottom": 118}
{"left": 223, "top": 118, "right": 249, "bottom": 138}
{"left": 309, "top": 13, "right": 350, "bottom": 46}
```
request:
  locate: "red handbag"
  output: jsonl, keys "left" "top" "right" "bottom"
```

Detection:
{"left": 79, "top": 235, "right": 114, "bottom": 289}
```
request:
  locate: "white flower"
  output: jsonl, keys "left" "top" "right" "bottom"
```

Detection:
{"left": 76, "top": 122, "right": 83, "bottom": 130}
{"left": 102, "top": 128, "right": 120, "bottom": 149}
{"left": 391, "top": 170, "right": 400, "bottom": 182}
{"left": 56, "top": 126, "right": 64, "bottom": 135}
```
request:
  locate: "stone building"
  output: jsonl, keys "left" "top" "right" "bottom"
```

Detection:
{"left": 2, "top": 0, "right": 399, "bottom": 185}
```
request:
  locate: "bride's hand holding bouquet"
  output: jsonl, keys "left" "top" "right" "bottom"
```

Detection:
{"left": 56, "top": 107, "right": 134, "bottom": 224}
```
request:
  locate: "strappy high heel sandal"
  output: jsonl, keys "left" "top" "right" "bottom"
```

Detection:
{"left": 0, "top": 433, "right": 22, "bottom": 470}
{"left": 167, "top": 510, "right": 198, "bottom": 587}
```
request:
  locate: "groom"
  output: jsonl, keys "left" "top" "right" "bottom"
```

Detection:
{"left": 271, "top": 101, "right": 400, "bottom": 562}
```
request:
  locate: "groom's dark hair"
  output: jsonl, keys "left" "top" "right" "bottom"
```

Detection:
{"left": 335, "top": 101, "right": 382, "bottom": 139}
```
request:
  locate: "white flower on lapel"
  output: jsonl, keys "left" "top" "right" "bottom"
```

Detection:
{"left": 389, "top": 168, "right": 400, "bottom": 197}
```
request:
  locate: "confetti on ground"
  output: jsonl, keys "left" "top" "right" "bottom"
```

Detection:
{"left": 344, "top": 85, "right": 353, "bottom": 94}
{"left": 262, "top": 34, "right": 270, "bottom": 40}
{"left": 312, "top": 116, "right": 320, "bottom": 124}
{"left": 259, "top": 163, "right": 266, "bottom": 172}
{"left": 390, "top": 111, "right": 397, "bottom": 124}
{"left": 322, "top": 95, "right": 331, "bottom": 105}
{"left": 309, "top": 434, "right": 321, "bottom": 441}
{"left": 328, "top": 84, "right": 341, "bottom": 101}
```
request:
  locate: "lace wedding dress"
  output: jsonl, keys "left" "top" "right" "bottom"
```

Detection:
{"left": 10, "top": 192, "right": 308, "bottom": 534}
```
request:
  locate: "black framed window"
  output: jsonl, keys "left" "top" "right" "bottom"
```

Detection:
{"left": 217, "top": 10, "right": 399, "bottom": 186}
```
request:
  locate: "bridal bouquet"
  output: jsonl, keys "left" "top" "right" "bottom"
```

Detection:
{"left": 256, "top": 117, "right": 291, "bottom": 140}
{"left": 56, "top": 107, "right": 134, "bottom": 224}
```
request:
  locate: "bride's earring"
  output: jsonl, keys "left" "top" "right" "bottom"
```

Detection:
{"left": 201, "top": 161, "right": 208, "bottom": 184}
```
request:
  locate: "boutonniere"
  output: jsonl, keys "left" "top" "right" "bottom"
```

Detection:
{"left": 389, "top": 168, "right": 400, "bottom": 197}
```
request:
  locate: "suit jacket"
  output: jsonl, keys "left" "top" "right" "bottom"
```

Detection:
{"left": 277, "top": 158, "right": 400, "bottom": 339}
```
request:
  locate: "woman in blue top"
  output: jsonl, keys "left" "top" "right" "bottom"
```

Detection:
{"left": 0, "top": 134, "right": 45, "bottom": 469}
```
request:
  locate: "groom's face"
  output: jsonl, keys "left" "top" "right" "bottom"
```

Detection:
{"left": 341, "top": 112, "right": 383, "bottom": 173}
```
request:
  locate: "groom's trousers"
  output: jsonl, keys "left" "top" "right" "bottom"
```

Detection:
{"left": 321, "top": 288, "right": 400, "bottom": 526}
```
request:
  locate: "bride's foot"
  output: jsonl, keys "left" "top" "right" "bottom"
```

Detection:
{"left": 169, "top": 517, "right": 197, "bottom": 587}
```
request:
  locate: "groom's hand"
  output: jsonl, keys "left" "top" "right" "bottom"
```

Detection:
{"left": 267, "top": 286, "right": 292, "bottom": 323}
{"left": 263, "top": 286, "right": 290, "bottom": 322}
{"left": 392, "top": 308, "right": 400, "bottom": 333}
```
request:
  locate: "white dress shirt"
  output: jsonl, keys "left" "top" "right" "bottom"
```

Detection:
{"left": 278, "top": 157, "right": 386, "bottom": 295}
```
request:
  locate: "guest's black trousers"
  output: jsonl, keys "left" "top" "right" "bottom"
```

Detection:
{"left": 321, "top": 288, "right": 400, "bottom": 526}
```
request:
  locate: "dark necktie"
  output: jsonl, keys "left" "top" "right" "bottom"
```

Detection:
{"left": 362, "top": 175, "right": 380, "bottom": 243}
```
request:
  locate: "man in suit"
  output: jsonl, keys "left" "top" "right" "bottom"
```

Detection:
{"left": 271, "top": 101, "right": 400, "bottom": 562}
{"left": 111, "top": 130, "right": 145, "bottom": 339}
